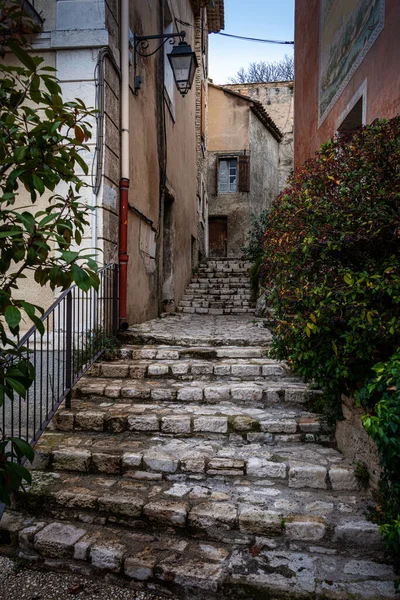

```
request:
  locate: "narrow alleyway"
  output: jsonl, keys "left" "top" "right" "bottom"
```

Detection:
{"left": 0, "top": 260, "right": 397, "bottom": 599}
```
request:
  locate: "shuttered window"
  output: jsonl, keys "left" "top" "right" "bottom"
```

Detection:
{"left": 218, "top": 158, "right": 238, "bottom": 193}
{"left": 238, "top": 155, "right": 250, "bottom": 192}
{"left": 217, "top": 155, "right": 250, "bottom": 194}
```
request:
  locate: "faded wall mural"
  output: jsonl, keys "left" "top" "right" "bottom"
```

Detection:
{"left": 319, "top": 0, "right": 385, "bottom": 123}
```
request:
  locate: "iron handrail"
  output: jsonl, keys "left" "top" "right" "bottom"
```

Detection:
{"left": 0, "top": 262, "right": 119, "bottom": 517}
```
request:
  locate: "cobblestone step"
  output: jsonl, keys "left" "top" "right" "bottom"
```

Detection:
{"left": 193, "top": 275, "right": 250, "bottom": 283}
{"left": 178, "top": 307, "right": 255, "bottom": 315}
{"left": 51, "top": 400, "right": 331, "bottom": 443}
{"left": 73, "top": 377, "right": 316, "bottom": 407}
{"left": 32, "top": 431, "right": 350, "bottom": 490}
{"left": 13, "top": 469, "right": 381, "bottom": 557}
{"left": 86, "top": 358, "right": 291, "bottom": 382}
{"left": 122, "top": 315, "right": 273, "bottom": 347}
{"left": 119, "top": 344, "right": 270, "bottom": 360}
{"left": 3, "top": 513, "right": 395, "bottom": 598}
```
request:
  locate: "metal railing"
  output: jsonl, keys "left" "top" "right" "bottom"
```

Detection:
{"left": 1, "top": 263, "right": 118, "bottom": 450}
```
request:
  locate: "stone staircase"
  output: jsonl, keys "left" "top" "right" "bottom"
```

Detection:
{"left": 0, "top": 259, "right": 397, "bottom": 599}
{"left": 177, "top": 258, "right": 255, "bottom": 315}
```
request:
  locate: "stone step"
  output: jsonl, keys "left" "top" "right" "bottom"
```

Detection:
{"left": 2, "top": 513, "right": 396, "bottom": 598}
{"left": 73, "top": 377, "right": 315, "bottom": 407}
{"left": 199, "top": 263, "right": 251, "bottom": 270}
{"left": 182, "top": 292, "right": 252, "bottom": 299}
{"left": 181, "top": 295, "right": 254, "bottom": 308}
{"left": 52, "top": 399, "right": 330, "bottom": 443}
{"left": 33, "top": 431, "right": 347, "bottom": 489}
{"left": 184, "top": 289, "right": 252, "bottom": 294}
{"left": 187, "top": 282, "right": 251, "bottom": 289}
{"left": 178, "top": 308, "right": 255, "bottom": 315}
{"left": 87, "top": 357, "right": 290, "bottom": 381}
{"left": 119, "top": 344, "right": 270, "bottom": 361}
{"left": 14, "top": 468, "right": 381, "bottom": 558}
{"left": 179, "top": 301, "right": 252, "bottom": 309}
{"left": 121, "top": 315, "right": 273, "bottom": 347}
{"left": 190, "top": 273, "right": 250, "bottom": 288}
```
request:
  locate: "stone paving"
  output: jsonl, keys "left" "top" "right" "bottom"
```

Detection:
{"left": 0, "top": 259, "right": 398, "bottom": 599}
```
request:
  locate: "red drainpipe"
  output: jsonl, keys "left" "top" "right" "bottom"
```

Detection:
{"left": 119, "top": 177, "right": 129, "bottom": 327}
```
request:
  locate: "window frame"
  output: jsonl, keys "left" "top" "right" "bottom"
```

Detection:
{"left": 218, "top": 157, "right": 238, "bottom": 194}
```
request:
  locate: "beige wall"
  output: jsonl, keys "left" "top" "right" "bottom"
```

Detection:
{"left": 224, "top": 82, "right": 294, "bottom": 189}
{"left": 207, "top": 86, "right": 280, "bottom": 256}
{"left": 126, "top": 0, "right": 198, "bottom": 321}
{"left": 208, "top": 86, "right": 250, "bottom": 152}
{"left": 11, "top": 0, "right": 208, "bottom": 327}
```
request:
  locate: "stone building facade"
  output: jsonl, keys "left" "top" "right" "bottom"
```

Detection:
{"left": 223, "top": 82, "right": 294, "bottom": 189}
{"left": 207, "top": 84, "right": 282, "bottom": 257}
{"left": 11, "top": 0, "right": 224, "bottom": 324}
{"left": 295, "top": 0, "right": 399, "bottom": 166}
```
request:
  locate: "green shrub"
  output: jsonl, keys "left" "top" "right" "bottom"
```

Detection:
{"left": 243, "top": 210, "right": 270, "bottom": 298}
{"left": 261, "top": 117, "right": 400, "bottom": 560}
{"left": 359, "top": 352, "right": 400, "bottom": 558}
{"left": 262, "top": 117, "right": 400, "bottom": 403}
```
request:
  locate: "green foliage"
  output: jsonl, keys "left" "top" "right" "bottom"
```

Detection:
{"left": 354, "top": 462, "right": 370, "bottom": 490}
{"left": 261, "top": 117, "right": 400, "bottom": 560}
{"left": 360, "top": 351, "right": 400, "bottom": 558}
{"left": 74, "top": 328, "right": 121, "bottom": 373}
{"left": 262, "top": 117, "right": 400, "bottom": 401}
{"left": 243, "top": 210, "right": 270, "bottom": 298}
{"left": 0, "top": 1, "right": 99, "bottom": 505}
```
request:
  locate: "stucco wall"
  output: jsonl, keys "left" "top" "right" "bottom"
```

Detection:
{"left": 208, "top": 86, "right": 250, "bottom": 151}
{"left": 294, "top": 0, "right": 400, "bottom": 166}
{"left": 224, "top": 82, "right": 294, "bottom": 189}
{"left": 208, "top": 86, "right": 280, "bottom": 256}
{"left": 249, "top": 112, "right": 280, "bottom": 214}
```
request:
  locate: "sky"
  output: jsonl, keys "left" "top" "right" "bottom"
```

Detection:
{"left": 209, "top": 0, "right": 295, "bottom": 85}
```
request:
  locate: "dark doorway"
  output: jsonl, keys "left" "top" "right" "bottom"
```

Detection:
{"left": 338, "top": 98, "right": 363, "bottom": 134}
{"left": 209, "top": 216, "right": 227, "bottom": 257}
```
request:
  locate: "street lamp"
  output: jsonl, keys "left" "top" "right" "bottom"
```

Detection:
{"left": 167, "top": 41, "right": 198, "bottom": 96}
{"left": 133, "top": 30, "right": 198, "bottom": 96}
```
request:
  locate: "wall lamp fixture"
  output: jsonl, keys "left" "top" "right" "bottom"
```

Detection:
{"left": 133, "top": 30, "right": 198, "bottom": 96}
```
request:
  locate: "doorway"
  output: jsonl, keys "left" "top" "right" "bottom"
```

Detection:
{"left": 209, "top": 216, "right": 227, "bottom": 258}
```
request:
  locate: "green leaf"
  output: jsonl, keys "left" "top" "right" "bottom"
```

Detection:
{"left": 10, "top": 437, "right": 34, "bottom": 463}
{"left": 4, "top": 305, "right": 21, "bottom": 330}
{"left": 32, "top": 174, "right": 45, "bottom": 195}
{"left": 71, "top": 264, "right": 91, "bottom": 292}
{"left": 6, "top": 377, "right": 26, "bottom": 398}
{"left": 7, "top": 40, "right": 37, "bottom": 72}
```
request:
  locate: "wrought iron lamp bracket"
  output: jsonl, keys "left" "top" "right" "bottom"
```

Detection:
{"left": 133, "top": 30, "right": 186, "bottom": 94}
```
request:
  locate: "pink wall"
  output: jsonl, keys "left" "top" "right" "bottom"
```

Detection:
{"left": 294, "top": 0, "right": 400, "bottom": 167}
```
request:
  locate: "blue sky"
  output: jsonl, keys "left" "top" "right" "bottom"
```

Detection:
{"left": 209, "top": 0, "right": 295, "bottom": 84}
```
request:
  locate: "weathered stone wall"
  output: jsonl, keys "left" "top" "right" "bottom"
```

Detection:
{"left": 336, "top": 395, "right": 381, "bottom": 490}
{"left": 249, "top": 111, "right": 280, "bottom": 214}
{"left": 223, "top": 82, "right": 294, "bottom": 189}
{"left": 207, "top": 85, "right": 281, "bottom": 257}
{"left": 194, "top": 9, "right": 208, "bottom": 262}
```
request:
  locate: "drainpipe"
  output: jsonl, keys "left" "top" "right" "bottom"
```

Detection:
{"left": 119, "top": 0, "right": 130, "bottom": 328}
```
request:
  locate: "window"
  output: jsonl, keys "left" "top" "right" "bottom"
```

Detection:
{"left": 218, "top": 158, "right": 238, "bottom": 193}
{"left": 217, "top": 155, "right": 250, "bottom": 194}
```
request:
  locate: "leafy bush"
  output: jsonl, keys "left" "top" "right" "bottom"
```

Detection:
{"left": 0, "top": 1, "right": 98, "bottom": 505}
{"left": 243, "top": 210, "right": 270, "bottom": 297}
{"left": 261, "top": 117, "right": 400, "bottom": 559}
{"left": 360, "top": 352, "right": 400, "bottom": 557}
{"left": 262, "top": 117, "right": 400, "bottom": 402}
